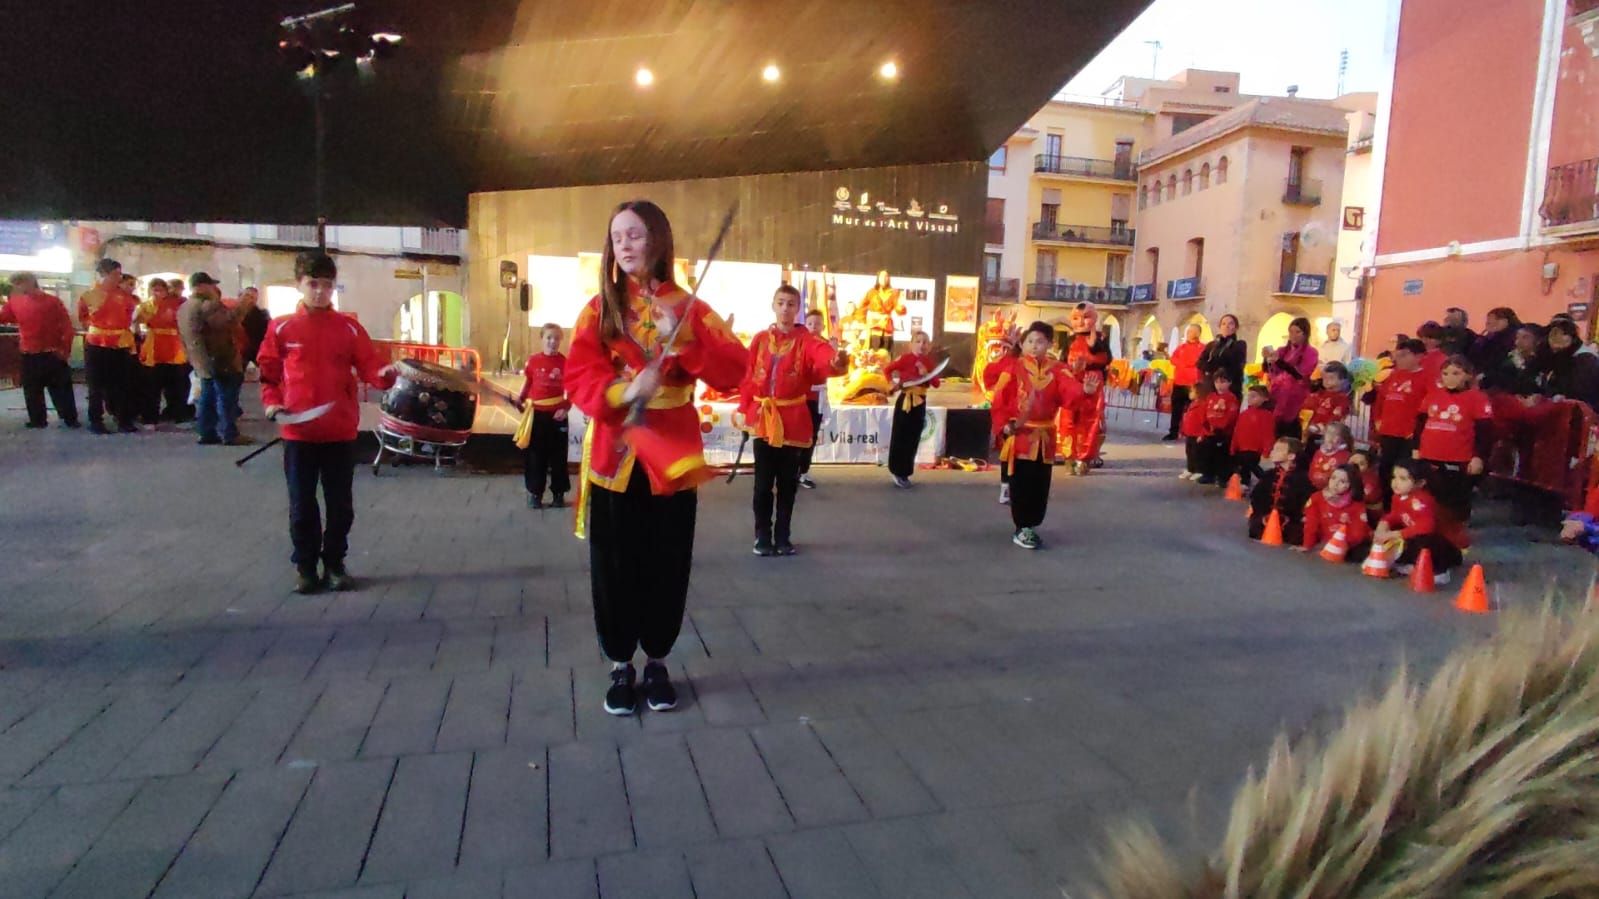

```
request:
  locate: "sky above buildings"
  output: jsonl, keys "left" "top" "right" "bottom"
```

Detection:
{"left": 1061, "top": 0, "right": 1392, "bottom": 100}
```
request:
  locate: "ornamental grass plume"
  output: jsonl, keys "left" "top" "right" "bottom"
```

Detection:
{"left": 1090, "top": 605, "right": 1599, "bottom": 899}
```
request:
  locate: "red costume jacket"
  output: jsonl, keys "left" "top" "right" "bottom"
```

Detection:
{"left": 1307, "top": 446, "right": 1351, "bottom": 490}
{"left": 519, "top": 352, "right": 570, "bottom": 412}
{"left": 1065, "top": 333, "right": 1111, "bottom": 394}
{"left": 1418, "top": 386, "right": 1493, "bottom": 463}
{"left": 257, "top": 307, "right": 395, "bottom": 443}
{"left": 1179, "top": 401, "right": 1209, "bottom": 439}
{"left": 884, "top": 351, "right": 941, "bottom": 413}
{"left": 566, "top": 279, "right": 748, "bottom": 496}
{"left": 1303, "top": 490, "right": 1372, "bottom": 549}
{"left": 0, "top": 289, "right": 75, "bottom": 355}
{"left": 137, "top": 296, "right": 188, "bottom": 366}
{"left": 1382, "top": 488, "right": 1441, "bottom": 541}
{"left": 1202, "top": 390, "right": 1239, "bottom": 435}
{"left": 77, "top": 285, "right": 137, "bottom": 351}
{"left": 1231, "top": 406, "right": 1276, "bottom": 455}
{"left": 991, "top": 355, "right": 1084, "bottom": 463}
{"left": 738, "top": 326, "right": 843, "bottom": 448}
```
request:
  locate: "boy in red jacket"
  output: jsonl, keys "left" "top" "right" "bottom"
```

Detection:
{"left": 1230, "top": 385, "right": 1275, "bottom": 487}
{"left": 884, "top": 331, "right": 940, "bottom": 488}
{"left": 519, "top": 323, "right": 571, "bottom": 509}
{"left": 1196, "top": 370, "right": 1240, "bottom": 485}
{"left": 1367, "top": 338, "right": 1429, "bottom": 502}
{"left": 1417, "top": 355, "right": 1493, "bottom": 529}
{"left": 257, "top": 252, "right": 397, "bottom": 594}
{"left": 1178, "top": 377, "right": 1212, "bottom": 480}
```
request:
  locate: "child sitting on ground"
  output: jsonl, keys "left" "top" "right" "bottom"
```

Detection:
{"left": 1230, "top": 385, "right": 1275, "bottom": 488}
{"left": 1349, "top": 448, "right": 1384, "bottom": 526}
{"left": 1249, "top": 436, "right": 1313, "bottom": 545}
{"left": 1307, "top": 421, "right": 1353, "bottom": 491}
{"left": 1197, "top": 370, "right": 1240, "bottom": 486}
{"left": 1179, "top": 377, "right": 1213, "bottom": 481}
{"left": 1373, "top": 458, "right": 1463, "bottom": 585}
{"left": 1299, "top": 463, "right": 1372, "bottom": 561}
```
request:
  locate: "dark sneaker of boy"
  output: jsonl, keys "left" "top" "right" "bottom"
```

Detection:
{"left": 641, "top": 661, "right": 678, "bottom": 711}
{"left": 753, "top": 536, "right": 774, "bottom": 557}
{"left": 324, "top": 563, "right": 355, "bottom": 592}
{"left": 1012, "top": 527, "right": 1041, "bottom": 550}
{"left": 604, "top": 664, "right": 637, "bottom": 716}
{"left": 293, "top": 566, "right": 320, "bottom": 594}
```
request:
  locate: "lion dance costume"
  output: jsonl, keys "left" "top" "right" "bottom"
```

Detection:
{"left": 1057, "top": 302, "right": 1111, "bottom": 474}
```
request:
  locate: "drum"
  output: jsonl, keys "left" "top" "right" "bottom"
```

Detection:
{"left": 379, "top": 359, "right": 478, "bottom": 442}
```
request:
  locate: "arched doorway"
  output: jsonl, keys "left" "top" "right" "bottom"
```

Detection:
{"left": 1100, "top": 313, "right": 1123, "bottom": 359}
{"left": 1135, "top": 315, "right": 1163, "bottom": 359}
{"left": 394, "top": 291, "right": 465, "bottom": 346}
{"left": 1256, "top": 311, "right": 1306, "bottom": 362}
{"left": 1179, "top": 312, "right": 1213, "bottom": 343}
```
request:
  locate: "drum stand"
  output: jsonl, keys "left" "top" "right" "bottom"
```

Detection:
{"left": 372, "top": 421, "right": 470, "bottom": 475}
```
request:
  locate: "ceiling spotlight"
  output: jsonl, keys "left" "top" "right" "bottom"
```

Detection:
{"left": 879, "top": 60, "right": 899, "bottom": 80}
{"left": 762, "top": 63, "right": 781, "bottom": 83}
{"left": 371, "top": 31, "right": 403, "bottom": 44}
{"left": 635, "top": 67, "right": 654, "bottom": 87}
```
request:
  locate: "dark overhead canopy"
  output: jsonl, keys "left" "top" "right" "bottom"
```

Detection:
{"left": 3, "top": 0, "right": 1150, "bottom": 227}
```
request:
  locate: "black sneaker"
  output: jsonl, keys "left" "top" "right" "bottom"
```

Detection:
{"left": 1161, "top": 433, "right": 1179, "bottom": 442}
{"left": 528, "top": 495, "right": 544, "bottom": 509}
{"left": 197, "top": 435, "right": 222, "bottom": 446}
{"left": 797, "top": 474, "right": 817, "bottom": 489}
{"left": 774, "top": 541, "right": 797, "bottom": 556}
{"left": 293, "top": 568, "right": 320, "bottom": 594}
{"left": 88, "top": 422, "right": 109, "bottom": 435}
{"left": 551, "top": 494, "right": 566, "bottom": 508}
{"left": 60, "top": 420, "right": 81, "bottom": 429}
{"left": 604, "top": 665, "right": 637, "bottom": 716}
{"left": 641, "top": 661, "right": 678, "bottom": 712}
{"left": 324, "top": 563, "right": 355, "bottom": 592}
{"left": 24, "top": 421, "right": 45, "bottom": 429}
{"left": 753, "top": 537, "right": 774, "bottom": 557}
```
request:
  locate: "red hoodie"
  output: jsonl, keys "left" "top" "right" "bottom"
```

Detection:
{"left": 257, "top": 307, "right": 395, "bottom": 442}
{"left": 1230, "top": 405, "right": 1276, "bottom": 455}
{"left": 1303, "top": 490, "right": 1372, "bottom": 549}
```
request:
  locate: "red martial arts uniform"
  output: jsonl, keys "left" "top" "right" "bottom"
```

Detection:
{"left": 739, "top": 326, "right": 843, "bottom": 448}
{"left": 1230, "top": 406, "right": 1276, "bottom": 456}
{"left": 1060, "top": 332, "right": 1111, "bottom": 464}
{"left": 519, "top": 352, "right": 570, "bottom": 413}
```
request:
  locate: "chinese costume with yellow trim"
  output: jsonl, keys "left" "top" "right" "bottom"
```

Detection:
{"left": 737, "top": 323, "right": 847, "bottom": 552}
{"left": 991, "top": 351, "right": 1084, "bottom": 541}
{"left": 1058, "top": 303, "right": 1111, "bottom": 474}
{"left": 849, "top": 271, "right": 905, "bottom": 351}
{"left": 136, "top": 294, "right": 192, "bottom": 423}
{"left": 883, "top": 350, "right": 941, "bottom": 483}
{"left": 565, "top": 274, "right": 748, "bottom": 666}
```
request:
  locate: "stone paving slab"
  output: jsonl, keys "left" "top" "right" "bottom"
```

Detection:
{"left": 0, "top": 391, "right": 1580, "bottom": 897}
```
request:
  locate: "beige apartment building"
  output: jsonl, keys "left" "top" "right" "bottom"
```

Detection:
{"left": 985, "top": 69, "right": 1375, "bottom": 359}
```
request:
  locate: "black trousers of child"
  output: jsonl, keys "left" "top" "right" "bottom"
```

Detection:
{"left": 1233, "top": 451, "right": 1264, "bottom": 486}
{"left": 798, "top": 399, "right": 822, "bottom": 474}
{"left": 588, "top": 471, "right": 697, "bottom": 663}
{"left": 752, "top": 439, "right": 803, "bottom": 544}
{"left": 1201, "top": 434, "right": 1231, "bottom": 483}
{"left": 523, "top": 410, "right": 571, "bottom": 498}
{"left": 19, "top": 353, "right": 79, "bottom": 427}
{"left": 284, "top": 439, "right": 357, "bottom": 572}
{"left": 1378, "top": 435, "right": 1413, "bottom": 503}
{"left": 888, "top": 401, "right": 925, "bottom": 478}
{"left": 1166, "top": 386, "right": 1191, "bottom": 439}
{"left": 1010, "top": 457, "right": 1053, "bottom": 530}
{"left": 143, "top": 363, "right": 192, "bottom": 423}
{"left": 1397, "top": 533, "right": 1463, "bottom": 573}
{"left": 84, "top": 344, "right": 135, "bottom": 427}
{"left": 1184, "top": 436, "right": 1201, "bottom": 474}
{"left": 1426, "top": 460, "right": 1477, "bottom": 525}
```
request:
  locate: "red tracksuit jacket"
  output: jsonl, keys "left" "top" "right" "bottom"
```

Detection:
{"left": 1230, "top": 406, "right": 1276, "bottom": 455}
{"left": 1303, "top": 490, "right": 1372, "bottom": 549}
{"left": 258, "top": 307, "right": 395, "bottom": 443}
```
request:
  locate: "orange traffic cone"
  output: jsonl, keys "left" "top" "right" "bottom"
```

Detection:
{"left": 1409, "top": 548, "right": 1436, "bottom": 593}
{"left": 1319, "top": 526, "right": 1349, "bottom": 563}
{"left": 1362, "top": 540, "right": 1394, "bottom": 578}
{"left": 1453, "top": 564, "right": 1491, "bottom": 614}
{"left": 1259, "top": 510, "right": 1285, "bottom": 546}
{"left": 1224, "top": 474, "right": 1244, "bottom": 502}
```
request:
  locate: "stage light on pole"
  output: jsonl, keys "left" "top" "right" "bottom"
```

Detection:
{"left": 635, "top": 66, "right": 655, "bottom": 87}
{"left": 762, "top": 63, "right": 781, "bottom": 83}
{"left": 878, "top": 60, "right": 899, "bottom": 81}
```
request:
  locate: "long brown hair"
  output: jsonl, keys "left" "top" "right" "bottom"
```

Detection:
{"left": 599, "top": 200, "right": 676, "bottom": 342}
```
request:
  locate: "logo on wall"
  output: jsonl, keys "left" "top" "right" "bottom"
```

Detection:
{"left": 831, "top": 186, "right": 961, "bottom": 234}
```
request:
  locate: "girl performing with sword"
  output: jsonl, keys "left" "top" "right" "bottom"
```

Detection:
{"left": 735, "top": 284, "right": 849, "bottom": 557}
{"left": 566, "top": 200, "right": 747, "bottom": 717}
{"left": 990, "top": 321, "right": 1084, "bottom": 550}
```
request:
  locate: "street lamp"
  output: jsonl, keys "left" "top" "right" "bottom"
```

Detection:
{"left": 277, "top": 4, "right": 402, "bottom": 249}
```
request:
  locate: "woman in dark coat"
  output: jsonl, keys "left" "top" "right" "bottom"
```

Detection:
{"left": 1541, "top": 318, "right": 1599, "bottom": 410}
{"left": 1470, "top": 306, "right": 1522, "bottom": 390}
{"left": 1197, "top": 313, "right": 1247, "bottom": 398}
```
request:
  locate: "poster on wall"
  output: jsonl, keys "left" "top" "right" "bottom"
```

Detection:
{"left": 691, "top": 259, "right": 785, "bottom": 337}
{"left": 565, "top": 404, "right": 945, "bottom": 466}
{"left": 943, "top": 275, "right": 979, "bottom": 334}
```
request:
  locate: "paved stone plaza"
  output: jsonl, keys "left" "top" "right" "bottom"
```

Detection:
{"left": 0, "top": 390, "right": 1585, "bottom": 899}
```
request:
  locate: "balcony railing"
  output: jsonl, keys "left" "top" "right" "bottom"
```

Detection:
{"left": 981, "top": 277, "right": 1020, "bottom": 300}
{"left": 1030, "top": 222, "right": 1135, "bottom": 247}
{"left": 1166, "top": 276, "right": 1205, "bottom": 300}
{"left": 1129, "top": 283, "right": 1157, "bottom": 303}
{"left": 147, "top": 222, "right": 200, "bottom": 238}
{"left": 1034, "top": 154, "right": 1137, "bottom": 181}
{"left": 1540, "top": 157, "right": 1599, "bottom": 230}
{"left": 402, "top": 227, "right": 463, "bottom": 256}
{"left": 252, "top": 224, "right": 321, "bottom": 246}
{"left": 1025, "top": 282, "right": 1131, "bottom": 304}
{"left": 1283, "top": 178, "right": 1323, "bottom": 206}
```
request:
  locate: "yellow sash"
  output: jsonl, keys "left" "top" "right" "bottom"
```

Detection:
{"left": 756, "top": 395, "right": 806, "bottom": 446}
{"left": 573, "top": 384, "right": 696, "bottom": 540}
{"left": 999, "top": 419, "right": 1056, "bottom": 464}
{"left": 896, "top": 386, "right": 928, "bottom": 413}
{"left": 88, "top": 325, "right": 134, "bottom": 350}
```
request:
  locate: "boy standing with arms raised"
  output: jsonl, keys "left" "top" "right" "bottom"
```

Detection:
{"left": 257, "top": 252, "right": 396, "bottom": 593}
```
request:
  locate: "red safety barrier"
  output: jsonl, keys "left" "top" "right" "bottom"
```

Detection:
{"left": 371, "top": 340, "right": 482, "bottom": 381}
{"left": 0, "top": 333, "right": 21, "bottom": 388}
